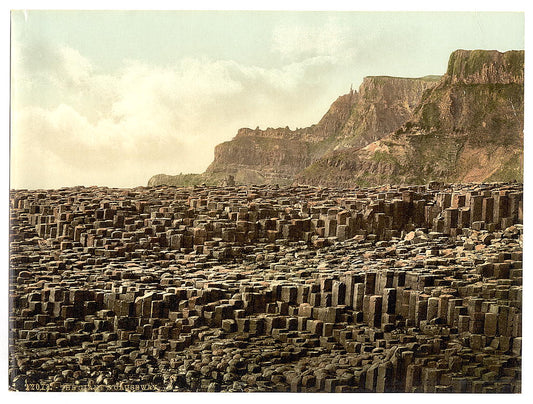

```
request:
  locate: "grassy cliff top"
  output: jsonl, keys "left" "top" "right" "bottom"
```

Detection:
{"left": 446, "top": 49, "right": 524, "bottom": 79}
{"left": 363, "top": 75, "right": 442, "bottom": 82}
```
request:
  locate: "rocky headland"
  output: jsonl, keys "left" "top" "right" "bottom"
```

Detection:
{"left": 148, "top": 49, "right": 523, "bottom": 188}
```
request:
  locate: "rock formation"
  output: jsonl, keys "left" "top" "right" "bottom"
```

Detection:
{"left": 333, "top": 75, "right": 440, "bottom": 149}
{"left": 9, "top": 182, "right": 524, "bottom": 392}
{"left": 148, "top": 49, "right": 523, "bottom": 188}
{"left": 297, "top": 50, "right": 524, "bottom": 186}
{"left": 149, "top": 76, "right": 439, "bottom": 186}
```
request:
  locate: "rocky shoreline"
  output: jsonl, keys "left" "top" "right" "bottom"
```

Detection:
{"left": 9, "top": 182, "right": 522, "bottom": 392}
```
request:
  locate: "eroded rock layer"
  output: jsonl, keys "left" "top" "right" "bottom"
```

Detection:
{"left": 149, "top": 76, "right": 439, "bottom": 186}
{"left": 298, "top": 50, "right": 523, "bottom": 186}
{"left": 150, "top": 50, "right": 523, "bottom": 188}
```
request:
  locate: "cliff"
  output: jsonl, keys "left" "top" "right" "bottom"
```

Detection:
{"left": 148, "top": 49, "right": 523, "bottom": 188}
{"left": 335, "top": 75, "right": 440, "bottom": 148}
{"left": 150, "top": 74, "right": 439, "bottom": 186}
{"left": 202, "top": 90, "right": 361, "bottom": 184}
{"left": 297, "top": 49, "right": 524, "bottom": 186}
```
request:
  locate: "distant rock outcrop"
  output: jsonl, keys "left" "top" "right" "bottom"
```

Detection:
{"left": 150, "top": 75, "right": 438, "bottom": 186}
{"left": 297, "top": 49, "right": 524, "bottom": 186}
{"left": 148, "top": 49, "right": 523, "bottom": 188}
{"left": 334, "top": 75, "right": 440, "bottom": 149}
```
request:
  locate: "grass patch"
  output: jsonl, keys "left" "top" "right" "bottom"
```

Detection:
{"left": 486, "top": 152, "right": 523, "bottom": 182}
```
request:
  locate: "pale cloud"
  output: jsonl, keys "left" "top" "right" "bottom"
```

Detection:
{"left": 11, "top": 42, "right": 344, "bottom": 189}
{"left": 57, "top": 46, "right": 94, "bottom": 86}
{"left": 271, "top": 17, "right": 353, "bottom": 61}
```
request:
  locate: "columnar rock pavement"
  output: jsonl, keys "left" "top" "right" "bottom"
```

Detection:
{"left": 9, "top": 182, "right": 522, "bottom": 392}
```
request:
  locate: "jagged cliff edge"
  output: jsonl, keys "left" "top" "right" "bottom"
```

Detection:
{"left": 148, "top": 49, "right": 523, "bottom": 187}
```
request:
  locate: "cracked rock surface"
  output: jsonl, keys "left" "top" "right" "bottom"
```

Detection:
{"left": 9, "top": 182, "right": 522, "bottom": 392}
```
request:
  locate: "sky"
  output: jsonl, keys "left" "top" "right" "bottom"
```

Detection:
{"left": 10, "top": 9, "right": 525, "bottom": 189}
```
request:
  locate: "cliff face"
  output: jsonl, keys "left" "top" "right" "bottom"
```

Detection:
{"left": 148, "top": 49, "right": 523, "bottom": 188}
{"left": 205, "top": 135, "right": 313, "bottom": 185}
{"left": 445, "top": 49, "right": 524, "bottom": 85}
{"left": 165, "top": 75, "right": 438, "bottom": 185}
{"left": 297, "top": 49, "right": 524, "bottom": 187}
{"left": 202, "top": 91, "right": 360, "bottom": 184}
{"left": 335, "top": 75, "right": 439, "bottom": 148}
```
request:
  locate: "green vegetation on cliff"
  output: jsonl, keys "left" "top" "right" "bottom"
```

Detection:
{"left": 447, "top": 49, "right": 524, "bottom": 80}
{"left": 486, "top": 152, "right": 523, "bottom": 183}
